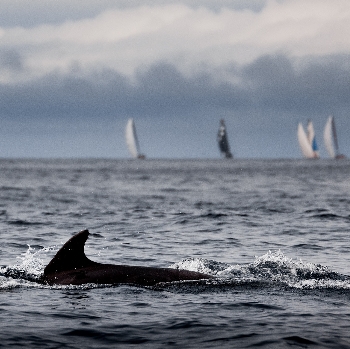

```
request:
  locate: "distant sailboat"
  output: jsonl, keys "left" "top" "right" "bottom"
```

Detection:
{"left": 323, "top": 116, "right": 346, "bottom": 159}
{"left": 217, "top": 119, "right": 233, "bottom": 159}
{"left": 297, "top": 120, "right": 319, "bottom": 159}
{"left": 125, "top": 118, "right": 145, "bottom": 159}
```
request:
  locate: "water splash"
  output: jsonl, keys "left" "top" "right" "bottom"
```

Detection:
{"left": 249, "top": 250, "right": 349, "bottom": 289}
{"left": 169, "top": 258, "right": 230, "bottom": 275}
{"left": 171, "top": 250, "right": 350, "bottom": 290}
{"left": 0, "top": 245, "right": 56, "bottom": 289}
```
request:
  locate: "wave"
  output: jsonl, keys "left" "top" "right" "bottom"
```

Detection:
{"left": 169, "top": 250, "right": 350, "bottom": 290}
{"left": 1, "top": 248, "right": 350, "bottom": 291}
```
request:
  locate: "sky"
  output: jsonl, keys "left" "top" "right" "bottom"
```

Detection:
{"left": 1, "top": 0, "right": 350, "bottom": 159}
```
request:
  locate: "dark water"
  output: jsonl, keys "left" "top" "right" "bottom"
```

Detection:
{"left": 1, "top": 159, "right": 350, "bottom": 348}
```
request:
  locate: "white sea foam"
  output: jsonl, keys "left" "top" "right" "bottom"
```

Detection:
{"left": 169, "top": 258, "right": 230, "bottom": 276}
{"left": 0, "top": 245, "right": 57, "bottom": 289}
{"left": 170, "top": 250, "right": 350, "bottom": 290}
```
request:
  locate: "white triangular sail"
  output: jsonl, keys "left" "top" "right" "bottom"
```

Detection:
{"left": 297, "top": 123, "right": 315, "bottom": 158}
{"left": 125, "top": 118, "right": 144, "bottom": 159}
{"left": 323, "top": 116, "right": 345, "bottom": 159}
{"left": 323, "top": 116, "right": 336, "bottom": 158}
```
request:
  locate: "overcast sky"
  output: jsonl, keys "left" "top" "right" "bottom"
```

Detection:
{"left": 1, "top": 0, "right": 349, "bottom": 158}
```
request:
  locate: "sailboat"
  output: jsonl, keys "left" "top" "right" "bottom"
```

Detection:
{"left": 125, "top": 118, "right": 145, "bottom": 159}
{"left": 217, "top": 119, "right": 233, "bottom": 159}
{"left": 323, "top": 116, "right": 346, "bottom": 159}
{"left": 297, "top": 120, "right": 319, "bottom": 159}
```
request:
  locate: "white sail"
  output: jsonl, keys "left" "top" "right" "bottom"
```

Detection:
{"left": 323, "top": 116, "right": 345, "bottom": 159}
{"left": 297, "top": 123, "right": 315, "bottom": 158}
{"left": 323, "top": 116, "right": 335, "bottom": 158}
{"left": 125, "top": 118, "right": 143, "bottom": 159}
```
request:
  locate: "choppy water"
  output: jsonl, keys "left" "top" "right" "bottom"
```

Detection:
{"left": 1, "top": 159, "right": 350, "bottom": 348}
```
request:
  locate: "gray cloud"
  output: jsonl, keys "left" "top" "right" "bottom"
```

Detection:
{"left": 240, "top": 55, "right": 350, "bottom": 114}
{"left": 0, "top": 49, "right": 23, "bottom": 72}
{"left": 1, "top": 54, "right": 349, "bottom": 121}
{"left": 0, "top": 0, "right": 266, "bottom": 28}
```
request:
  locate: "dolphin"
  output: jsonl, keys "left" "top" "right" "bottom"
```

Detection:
{"left": 42, "top": 230, "right": 213, "bottom": 286}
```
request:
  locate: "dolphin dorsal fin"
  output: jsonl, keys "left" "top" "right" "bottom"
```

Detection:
{"left": 44, "top": 230, "right": 97, "bottom": 275}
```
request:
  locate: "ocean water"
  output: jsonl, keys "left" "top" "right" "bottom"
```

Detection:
{"left": 1, "top": 158, "right": 350, "bottom": 348}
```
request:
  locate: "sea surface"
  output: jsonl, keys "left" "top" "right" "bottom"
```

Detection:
{"left": 1, "top": 158, "right": 350, "bottom": 348}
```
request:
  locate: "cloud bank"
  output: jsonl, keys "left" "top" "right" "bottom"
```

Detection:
{"left": 1, "top": 0, "right": 350, "bottom": 82}
{"left": 1, "top": 55, "right": 349, "bottom": 120}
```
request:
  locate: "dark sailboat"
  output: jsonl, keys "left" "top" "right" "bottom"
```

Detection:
{"left": 217, "top": 119, "right": 233, "bottom": 159}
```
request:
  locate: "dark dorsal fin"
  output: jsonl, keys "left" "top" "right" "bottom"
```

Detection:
{"left": 44, "top": 230, "right": 98, "bottom": 275}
